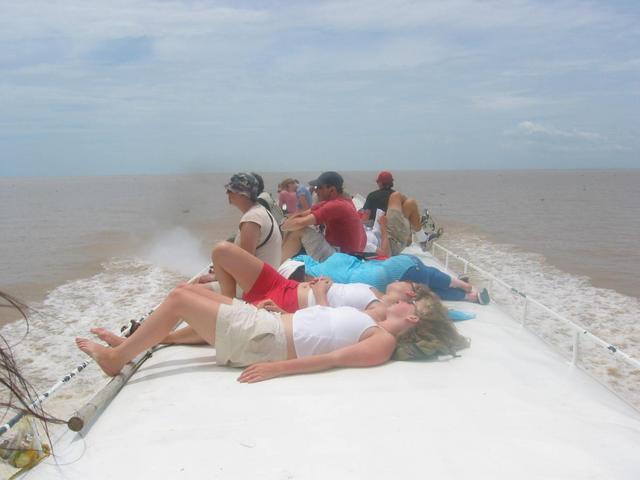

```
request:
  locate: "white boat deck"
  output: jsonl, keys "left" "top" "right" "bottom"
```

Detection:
{"left": 26, "top": 249, "right": 640, "bottom": 480}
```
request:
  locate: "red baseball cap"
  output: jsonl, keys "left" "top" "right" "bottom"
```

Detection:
{"left": 376, "top": 171, "right": 393, "bottom": 184}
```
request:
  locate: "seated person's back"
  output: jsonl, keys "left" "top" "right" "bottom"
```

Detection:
{"left": 362, "top": 170, "right": 395, "bottom": 220}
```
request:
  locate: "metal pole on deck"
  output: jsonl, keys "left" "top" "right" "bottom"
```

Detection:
{"left": 67, "top": 349, "right": 152, "bottom": 432}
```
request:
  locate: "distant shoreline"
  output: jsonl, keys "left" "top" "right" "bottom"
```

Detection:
{"left": 2, "top": 167, "right": 640, "bottom": 180}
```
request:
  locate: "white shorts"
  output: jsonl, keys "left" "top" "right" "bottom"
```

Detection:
{"left": 215, "top": 299, "right": 288, "bottom": 367}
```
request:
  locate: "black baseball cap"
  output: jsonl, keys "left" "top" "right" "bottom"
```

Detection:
{"left": 309, "top": 171, "right": 344, "bottom": 189}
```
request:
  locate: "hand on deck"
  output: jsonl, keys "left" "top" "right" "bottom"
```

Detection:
{"left": 238, "top": 362, "right": 283, "bottom": 383}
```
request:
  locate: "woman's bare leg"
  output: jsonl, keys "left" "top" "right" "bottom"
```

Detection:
{"left": 281, "top": 229, "right": 304, "bottom": 263}
{"left": 185, "top": 283, "right": 235, "bottom": 302}
{"left": 212, "top": 242, "right": 265, "bottom": 297}
{"left": 401, "top": 198, "right": 421, "bottom": 231}
{"left": 465, "top": 291, "right": 479, "bottom": 303}
{"left": 376, "top": 214, "right": 391, "bottom": 257}
{"left": 93, "top": 324, "right": 208, "bottom": 347}
{"left": 76, "top": 285, "right": 225, "bottom": 376}
{"left": 161, "top": 326, "right": 207, "bottom": 345}
{"left": 91, "top": 285, "right": 232, "bottom": 348}
{"left": 388, "top": 192, "right": 422, "bottom": 231}
{"left": 386, "top": 191, "right": 404, "bottom": 212}
{"left": 90, "top": 328, "right": 125, "bottom": 347}
{"left": 449, "top": 278, "right": 473, "bottom": 293}
{"left": 161, "top": 284, "right": 234, "bottom": 344}
{"left": 159, "top": 286, "right": 232, "bottom": 344}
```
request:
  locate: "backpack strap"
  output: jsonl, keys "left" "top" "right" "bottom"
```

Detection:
{"left": 256, "top": 207, "right": 275, "bottom": 250}
{"left": 256, "top": 197, "right": 271, "bottom": 211}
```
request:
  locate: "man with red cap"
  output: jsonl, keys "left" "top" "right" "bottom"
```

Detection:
{"left": 362, "top": 171, "right": 442, "bottom": 255}
{"left": 361, "top": 171, "right": 395, "bottom": 221}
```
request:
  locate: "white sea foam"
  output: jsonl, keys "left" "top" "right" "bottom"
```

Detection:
{"left": 0, "top": 231, "right": 207, "bottom": 418}
{"left": 138, "top": 227, "right": 210, "bottom": 278}
{"left": 438, "top": 233, "right": 640, "bottom": 408}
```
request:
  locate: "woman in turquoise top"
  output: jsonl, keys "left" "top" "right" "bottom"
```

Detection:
{"left": 294, "top": 253, "right": 489, "bottom": 304}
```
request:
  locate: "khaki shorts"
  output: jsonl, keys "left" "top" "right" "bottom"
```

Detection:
{"left": 387, "top": 208, "right": 411, "bottom": 256}
{"left": 301, "top": 227, "right": 337, "bottom": 262}
{"left": 215, "top": 299, "right": 288, "bottom": 367}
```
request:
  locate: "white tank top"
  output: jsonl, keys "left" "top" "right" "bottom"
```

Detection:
{"left": 292, "top": 306, "right": 378, "bottom": 358}
{"left": 307, "top": 283, "right": 378, "bottom": 311}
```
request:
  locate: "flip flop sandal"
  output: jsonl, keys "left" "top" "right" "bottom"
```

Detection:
{"left": 478, "top": 288, "right": 490, "bottom": 305}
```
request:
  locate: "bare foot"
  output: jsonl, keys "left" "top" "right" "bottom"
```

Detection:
{"left": 90, "top": 328, "right": 125, "bottom": 347}
{"left": 198, "top": 273, "right": 216, "bottom": 284}
{"left": 466, "top": 291, "right": 480, "bottom": 303}
{"left": 76, "top": 337, "right": 125, "bottom": 377}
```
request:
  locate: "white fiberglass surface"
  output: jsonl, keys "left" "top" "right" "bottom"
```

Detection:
{"left": 27, "top": 287, "right": 640, "bottom": 480}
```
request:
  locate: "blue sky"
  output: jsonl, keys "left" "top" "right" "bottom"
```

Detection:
{"left": 1, "top": 0, "right": 639, "bottom": 176}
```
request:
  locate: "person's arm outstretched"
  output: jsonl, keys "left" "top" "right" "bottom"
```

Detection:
{"left": 281, "top": 211, "right": 316, "bottom": 232}
{"left": 237, "top": 330, "right": 396, "bottom": 383}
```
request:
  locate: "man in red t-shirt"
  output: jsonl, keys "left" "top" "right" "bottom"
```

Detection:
{"left": 281, "top": 171, "right": 366, "bottom": 262}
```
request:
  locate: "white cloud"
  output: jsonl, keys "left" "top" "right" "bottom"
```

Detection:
{"left": 274, "top": 36, "right": 450, "bottom": 74}
{"left": 502, "top": 121, "right": 633, "bottom": 154}
{"left": 504, "top": 121, "right": 631, "bottom": 153}
{"left": 602, "top": 58, "right": 640, "bottom": 73}
{"left": 0, "top": 0, "right": 622, "bottom": 49}
{"left": 473, "top": 94, "right": 541, "bottom": 110}
{"left": 514, "top": 121, "right": 606, "bottom": 142}
{"left": 500, "top": 59, "right": 600, "bottom": 78}
{"left": 1, "top": 1, "right": 638, "bottom": 173}
{"left": 0, "top": 1, "right": 268, "bottom": 42}
{"left": 302, "top": 0, "right": 619, "bottom": 31}
{"left": 508, "top": 57, "right": 640, "bottom": 77}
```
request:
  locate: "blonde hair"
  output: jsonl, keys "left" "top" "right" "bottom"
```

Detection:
{"left": 279, "top": 178, "right": 296, "bottom": 190}
{"left": 393, "top": 285, "right": 470, "bottom": 361}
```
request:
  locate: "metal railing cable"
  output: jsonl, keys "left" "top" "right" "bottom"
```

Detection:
{"left": 431, "top": 242, "right": 640, "bottom": 371}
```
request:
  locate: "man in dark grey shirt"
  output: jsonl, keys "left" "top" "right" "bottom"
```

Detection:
{"left": 361, "top": 171, "right": 395, "bottom": 222}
